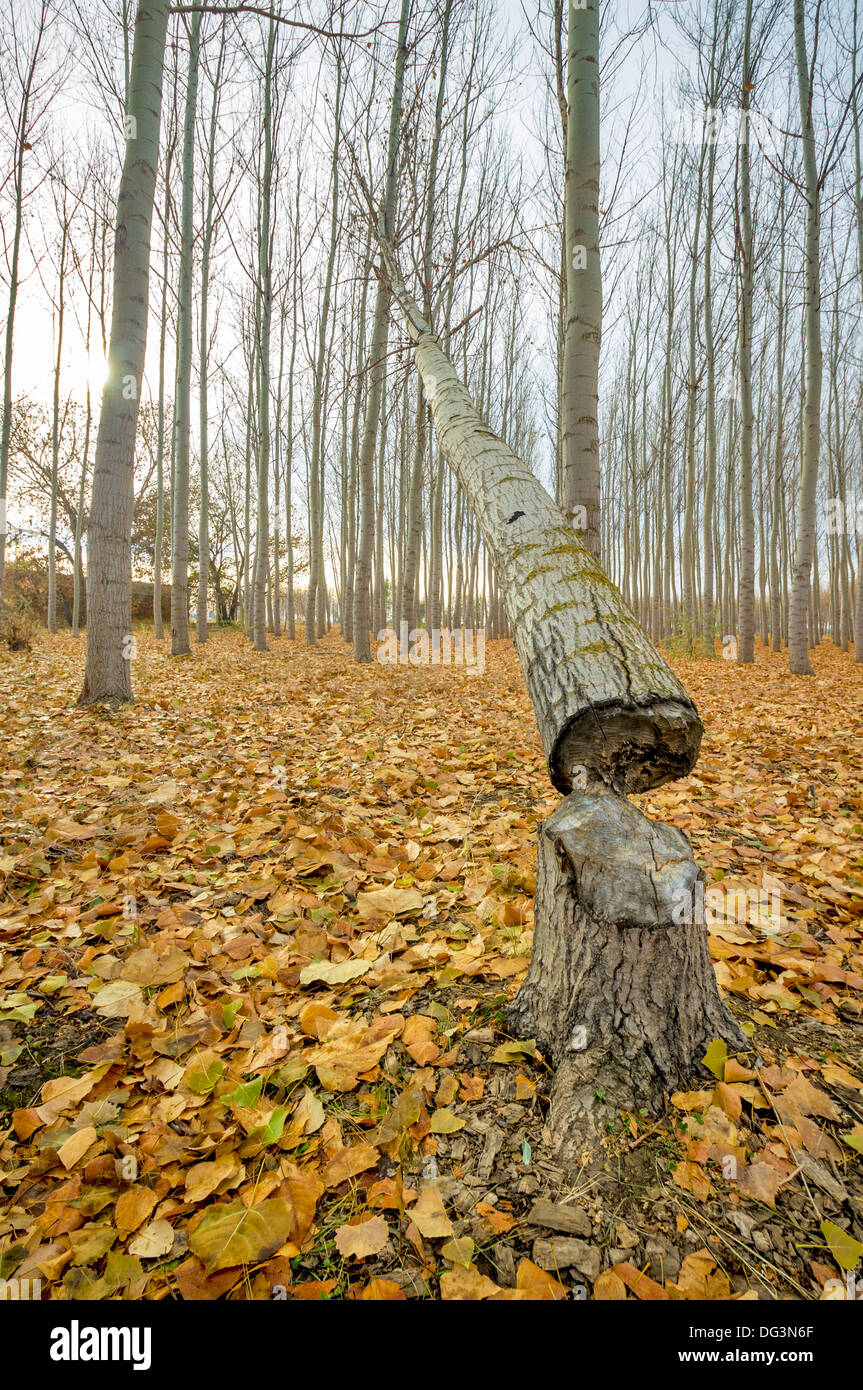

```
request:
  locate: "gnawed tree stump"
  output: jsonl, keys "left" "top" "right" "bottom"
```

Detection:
{"left": 506, "top": 789, "right": 747, "bottom": 1152}
{"left": 374, "top": 240, "right": 745, "bottom": 1157}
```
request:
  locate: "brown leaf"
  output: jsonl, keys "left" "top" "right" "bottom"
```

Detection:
{"left": 334, "top": 1214, "right": 389, "bottom": 1259}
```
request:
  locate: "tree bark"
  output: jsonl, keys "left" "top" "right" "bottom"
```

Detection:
{"left": 737, "top": 0, "right": 756, "bottom": 665}
{"left": 376, "top": 242, "right": 742, "bottom": 1157}
{"left": 788, "top": 0, "right": 822, "bottom": 676}
{"left": 80, "top": 0, "right": 171, "bottom": 704}
{"left": 561, "top": 0, "right": 602, "bottom": 559}
{"left": 253, "top": 18, "right": 276, "bottom": 653}
{"left": 353, "top": 0, "right": 410, "bottom": 662}
{"left": 170, "top": 7, "right": 201, "bottom": 657}
{"left": 196, "top": 25, "right": 226, "bottom": 643}
{"left": 509, "top": 790, "right": 746, "bottom": 1146}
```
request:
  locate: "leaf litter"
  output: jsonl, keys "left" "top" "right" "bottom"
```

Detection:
{"left": 0, "top": 630, "right": 861, "bottom": 1300}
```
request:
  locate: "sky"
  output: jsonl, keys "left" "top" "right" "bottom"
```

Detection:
{"left": 6, "top": 0, "right": 678, "bottom": 408}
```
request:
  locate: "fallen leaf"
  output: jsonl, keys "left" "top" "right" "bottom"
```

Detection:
{"left": 334, "top": 1215, "right": 389, "bottom": 1259}
{"left": 128, "top": 1220, "right": 175, "bottom": 1260}
{"left": 410, "top": 1187, "right": 453, "bottom": 1239}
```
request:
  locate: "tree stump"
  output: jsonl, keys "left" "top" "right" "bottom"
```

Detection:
{"left": 506, "top": 788, "right": 747, "bottom": 1156}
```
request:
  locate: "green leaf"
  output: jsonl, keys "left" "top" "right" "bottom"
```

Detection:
{"left": 257, "top": 1105, "right": 288, "bottom": 1146}
{"left": 221, "top": 998, "right": 243, "bottom": 1030}
{"left": 231, "top": 964, "right": 261, "bottom": 981}
{"left": 40, "top": 974, "right": 68, "bottom": 994}
{"left": 0, "top": 1243, "right": 26, "bottom": 1280}
{"left": 0, "top": 1002, "right": 38, "bottom": 1023}
{"left": 186, "top": 1059, "right": 225, "bottom": 1094}
{"left": 228, "top": 1077, "right": 263, "bottom": 1109}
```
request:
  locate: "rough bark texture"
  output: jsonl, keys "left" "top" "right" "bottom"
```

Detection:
{"left": 377, "top": 239, "right": 737, "bottom": 1162}
{"left": 375, "top": 247, "right": 701, "bottom": 793}
{"left": 506, "top": 790, "right": 747, "bottom": 1155}
{"left": 413, "top": 331, "right": 702, "bottom": 795}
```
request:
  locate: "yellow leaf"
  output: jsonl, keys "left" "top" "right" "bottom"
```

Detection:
{"left": 57, "top": 1126, "right": 98, "bottom": 1170}
{"left": 115, "top": 1186, "right": 158, "bottom": 1237}
{"left": 594, "top": 1269, "right": 628, "bottom": 1300}
{"left": 410, "top": 1187, "right": 453, "bottom": 1239}
{"left": 441, "top": 1236, "right": 475, "bottom": 1268}
{"left": 299, "top": 958, "right": 371, "bottom": 987}
{"left": 323, "top": 1142, "right": 380, "bottom": 1188}
{"left": 189, "top": 1196, "right": 298, "bottom": 1272}
{"left": 439, "top": 1264, "right": 501, "bottom": 1300}
{"left": 821, "top": 1220, "right": 863, "bottom": 1272}
{"left": 515, "top": 1259, "right": 567, "bottom": 1301}
{"left": 702, "top": 1038, "right": 728, "bottom": 1080}
{"left": 184, "top": 1158, "right": 242, "bottom": 1204}
{"left": 128, "top": 1220, "right": 175, "bottom": 1259}
{"left": 671, "top": 1089, "right": 714, "bottom": 1111}
{"left": 360, "top": 1278, "right": 406, "bottom": 1300}
{"left": 356, "top": 886, "right": 423, "bottom": 919}
{"left": 430, "top": 1108, "right": 465, "bottom": 1134}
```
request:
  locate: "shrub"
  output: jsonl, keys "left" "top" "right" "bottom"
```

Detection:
{"left": 0, "top": 598, "right": 37, "bottom": 652}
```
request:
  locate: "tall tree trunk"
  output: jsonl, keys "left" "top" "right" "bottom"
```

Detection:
{"left": 852, "top": 0, "right": 863, "bottom": 661}
{"left": 253, "top": 19, "right": 277, "bottom": 653}
{"left": 306, "top": 48, "right": 342, "bottom": 645}
{"left": 153, "top": 131, "right": 173, "bottom": 641}
{"left": 80, "top": 0, "right": 171, "bottom": 704}
{"left": 197, "top": 26, "right": 226, "bottom": 642}
{"left": 354, "top": 0, "right": 410, "bottom": 662}
{"left": 701, "top": 142, "right": 717, "bottom": 655}
{"left": 771, "top": 177, "right": 787, "bottom": 653}
{"left": 788, "top": 0, "right": 822, "bottom": 676}
{"left": 737, "top": 0, "right": 756, "bottom": 665}
{"left": 170, "top": 7, "right": 201, "bottom": 657}
{"left": 683, "top": 140, "right": 706, "bottom": 652}
{"left": 0, "top": 6, "right": 50, "bottom": 600}
{"left": 48, "top": 214, "right": 70, "bottom": 634}
{"left": 561, "top": 0, "right": 602, "bottom": 559}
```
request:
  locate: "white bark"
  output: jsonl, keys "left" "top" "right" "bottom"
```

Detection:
{"left": 561, "top": 0, "right": 602, "bottom": 560}
{"left": 737, "top": 0, "right": 756, "bottom": 665}
{"left": 380, "top": 250, "right": 701, "bottom": 794}
{"left": 81, "top": 0, "right": 171, "bottom": 704}
{"left": 788, "top": 0, "right": 822, "bottom": 676}
{"left": 170, "top": 8, "right": 201, "bottom": 657}
{"left": 375, "top": 243, "right": 743, "bottom": 1154}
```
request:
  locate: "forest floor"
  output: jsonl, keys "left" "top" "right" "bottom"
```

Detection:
{"left": 0, "top": 626, "right": 861, "bottom": 1301}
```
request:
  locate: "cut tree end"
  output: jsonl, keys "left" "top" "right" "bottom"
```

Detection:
{"left": 550, "top": 697, "right": 703, "bottom": 796}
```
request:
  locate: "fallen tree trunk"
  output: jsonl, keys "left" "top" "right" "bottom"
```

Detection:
{"left": 376, "top": 244, "right": 746, "bottom": 1157}
{"left": 375, "top": 244, "right": 701, "bottom": 796}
